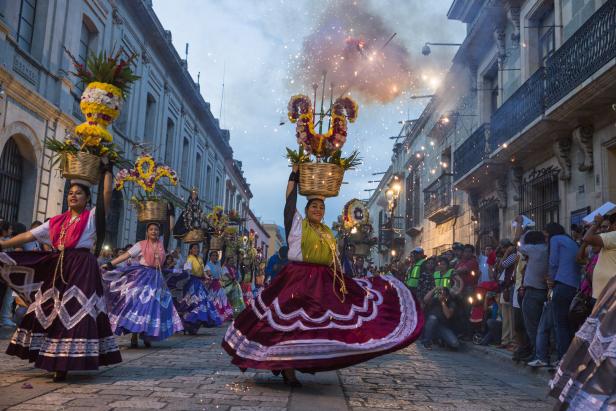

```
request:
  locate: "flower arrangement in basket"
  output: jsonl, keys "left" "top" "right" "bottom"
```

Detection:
{"left": 115, "top": 153, "right": 178, "bottom": 223}
{"left": 206, "top": 206, "right": 229, "bottom": 250}
{"left": 286, "top": 94, "right": 361, "bottom": 198}
{"left": 45, "top": 48, "right": 139, "bottom": 184}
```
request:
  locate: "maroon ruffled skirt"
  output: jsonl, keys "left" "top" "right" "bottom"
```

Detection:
{"left": 222, "top": 261, "right": 423, "bottom": 373}
{"left": 1, "top": 250, "right": 122, "bottom": 371}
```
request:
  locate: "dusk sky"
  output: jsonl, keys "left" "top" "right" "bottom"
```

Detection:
{"left": 152, "top": 1, "right": 466, "bottom": 226}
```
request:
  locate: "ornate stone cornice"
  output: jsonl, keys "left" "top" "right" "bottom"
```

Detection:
{"left": 494, "top": 29, "right": 507, "bottom": 69}
{"left": 507, "top": 8, "right": 521, "bottom": 43}
{"left": 554, "top": 137, "right": 572, "bottom": 180}
{"left": 495, "top": 174, "right": 508, "bottom": 209}
{"left": 572, "top": 125, "right": 594, "bottom": 172}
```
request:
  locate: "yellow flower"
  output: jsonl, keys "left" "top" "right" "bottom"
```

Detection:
{"left": 87, "top": 82, "right": 123, "bottom": 98}
{"left": 136, "top": 155, "right": 155, "bottom": 179}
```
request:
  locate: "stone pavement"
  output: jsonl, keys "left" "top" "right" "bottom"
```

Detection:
{"left": 0, "top": 326, "right": 554, "bottom": 411}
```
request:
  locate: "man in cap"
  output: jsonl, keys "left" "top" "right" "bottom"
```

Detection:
{"left": 405, "top": 247, "right": 426, "bottom": 292}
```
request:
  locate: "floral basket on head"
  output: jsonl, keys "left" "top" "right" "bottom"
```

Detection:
{"left": 173, "top": 188, "right": 205, "bottom": 244}
{"left": 115, "top": 153, "right": 178, "bottom": 223}
{"left": 286, "top": 94, "right": 360, "bottom": 198}
{"left": 206, "top": 206, "right": 229, "bottom": 250}
{"left": 46, "top": 48, "right": 139, "bottom": 183}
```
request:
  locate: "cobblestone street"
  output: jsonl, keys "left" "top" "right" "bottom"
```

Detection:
{"left": 0, "top": 326, "right": 554, "bottom": 411}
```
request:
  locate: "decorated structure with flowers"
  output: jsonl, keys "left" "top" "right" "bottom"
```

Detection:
{"left": 115, "top": 153, "right": 178, "bottom": 222}
{"left": 286, "top": 94, "right": 361, "bottom": 198}
{"left": 335, "top": 199, "right": 377, "bottom": 257}
{"left": 45, "top": 48, "right": 139, "bottom": 184}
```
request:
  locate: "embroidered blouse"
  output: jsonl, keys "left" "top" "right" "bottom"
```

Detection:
{"left": 31, "top": 207, "right": 97, "bottom": 250}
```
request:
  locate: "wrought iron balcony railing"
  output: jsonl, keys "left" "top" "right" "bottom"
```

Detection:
{"left": 379, "top": 216, "right": 405, "bottom": 245}
{"left": 423, "top": 174, "right": 453, "bottom": 218}
{"left": 490, "top": 67, "right": 545, "bottom": 151}
{"left": 453, "top": 123, "right": 489, "bottom": 181}
{"left": 545, "top": 0, "right": 616, "bottom": 108}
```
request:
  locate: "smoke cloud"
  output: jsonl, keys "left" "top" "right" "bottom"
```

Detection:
{"left": 292, "top": 1, "right": 415, "bottom": 104}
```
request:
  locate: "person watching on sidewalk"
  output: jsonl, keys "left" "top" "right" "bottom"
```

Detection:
{"left": 517, "top": 230, "right": 549, "bottom": 365}
{"left": 496, "top": 239, "right": 518, "bottom": 349}
{"left": 582, "top": 213, "right": 616, "bottom": 301}
{"left": 405, "top": 247, "right": 426, "bottom": 292}
{"left": 416, "top": 256, "right": 436, "bottom": 304}
{"left": 421, "top": 276, "right": 463, "bottom": 350}
{"left": 545, "top": 222, "right": 581, "bottom": 361}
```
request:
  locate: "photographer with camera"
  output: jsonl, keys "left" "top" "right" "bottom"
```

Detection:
{"left": 421, "top": 274, "right": 463, "bottom": 350}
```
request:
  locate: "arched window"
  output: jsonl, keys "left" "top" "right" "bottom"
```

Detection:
{"left": 215, "top": 176, "right": 221, "bottom": 205}
{"left": 143, "top": 93, "right": 157, "bottom": 145}
{"left": 76, "top": 15, "right": 98, "bottom": 93}
{"left": 164, "top": 118, "right": 175, "bottom": 163}
{"left": 17, "top": 0, "right": 37, "bottom": 52}
{"left": 181, "top": 138, "right": 190, "bottom": 182}
{"left": 0, "top": 139, "right": 23, "bottom": 223}
{"left": 195, "top": 153, "right": 202, "bottom": 190}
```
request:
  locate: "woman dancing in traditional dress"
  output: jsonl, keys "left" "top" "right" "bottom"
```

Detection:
{"left": 0, "top": 171, "right": 122, "bottom": 382}
{"left": 167, "top": 243, "right": 221, "bottom": 334}
{"left": 102, "top": 222, "right": 183, "bottom": 347}
{"left": 222, "top": 256, "right": 245, "bottom": 317}
{"left": 222, "top": 165, "right": 424, "bottom": 386}
{"left": 205, "top": 251, "right": 234, "bottom": 321}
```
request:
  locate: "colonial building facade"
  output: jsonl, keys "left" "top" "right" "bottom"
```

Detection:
{"left": 0, "top": 0, "right": 252, "bottom": 248}
{"left": 368, "top": 0, "right": 616, "bottom": 264}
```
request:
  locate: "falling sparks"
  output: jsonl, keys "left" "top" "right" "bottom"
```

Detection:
{"left": 291, "top": 1, "right": 416, "bottom": 103}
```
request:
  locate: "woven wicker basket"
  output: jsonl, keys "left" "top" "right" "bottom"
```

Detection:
{"left": 352, "top": 243, "right": 371, "bottom": 257}
{"left": 299, "top": 163, "right": 344, "bottom": 198}
{"left": 209, "top": 235, "right": 225, "bottom": 250}
{"left": 136, "top": 200, "right": 167, "bottom": 223}
{"left": 62, "top": 152, "right": 100, "bottom": 185}
{"left": 183, "top": 229, "right": 204, "bottom": 244}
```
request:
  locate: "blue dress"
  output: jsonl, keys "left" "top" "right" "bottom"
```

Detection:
{"left": 103, "top": 242, "right": 184, "bottom": 340}
{"left": 165, "top": 265, "right": 222, "bottom": 332}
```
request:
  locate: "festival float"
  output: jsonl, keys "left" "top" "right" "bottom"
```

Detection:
{"left": 46, "top": 49, "right": 139, "bottom": 184}
{"left": 206, "top": 206, "right": 229, "bottom": 250}
{"left": 286, "top": 94, "right": 360, "bottom": 197}
{"left": 114, "top": 153, "right": 178, "bottom": 223}
{"left": 173, "top": 188, "right": 205, "bottom": 243}
{"left": 337, "top": 199, "right": 377, "bottom": 257}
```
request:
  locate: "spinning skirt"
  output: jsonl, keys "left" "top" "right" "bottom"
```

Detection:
{"left": 241, "top": 282, "right": 254, "bottom": 308}
{"left": 208, "top": 278, "right": 234, "bottom": 321}
{"left": 103, "top": 265, "right": 183, "bottom": 340}
{"left": 165, "top": 270, "right": 222, "bottom": 330}
{"left": 549, "top": 276, "right": 616, "bottom": 410}
{"left": 0, "top": 250, "right": 121, "bottom": 371}
{"left": 222, "top": 261, "right": 423, "bottom": 373}
{"left": 223, "top": 280, "right": 246, "bottom": 317}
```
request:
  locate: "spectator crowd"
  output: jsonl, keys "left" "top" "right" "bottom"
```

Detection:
{"left": 351, "top": 213, "right": 616, "bottom": 370}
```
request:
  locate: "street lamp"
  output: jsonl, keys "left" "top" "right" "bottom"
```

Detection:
{"left": 385, "top": 182, "right": 401, "bottom": 261}
{"left": 421, "top": 42, "right": 463, "bottom": 56}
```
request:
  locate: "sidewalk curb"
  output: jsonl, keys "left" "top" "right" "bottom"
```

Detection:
{"left": 464, "top": 343, "right": 555, "bottom": 382}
